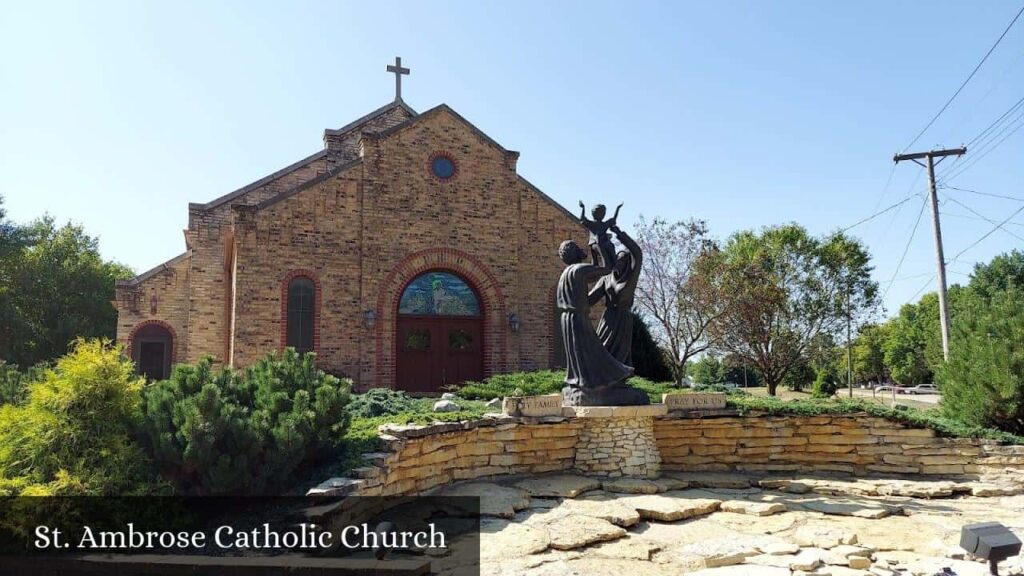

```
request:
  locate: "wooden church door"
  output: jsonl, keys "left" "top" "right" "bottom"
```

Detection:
{"left": 396, "top": 271, "right": 484, "bottom": 393}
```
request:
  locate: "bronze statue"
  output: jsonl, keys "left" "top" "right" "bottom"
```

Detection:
{"left": 578, "top": 201, "right": 623, "bottom": 270}
{"left": 589, "top": 225, "right": 642, "bottom": 365}
{"left": 556, "top": 232, "right": 648, "bottom": 407}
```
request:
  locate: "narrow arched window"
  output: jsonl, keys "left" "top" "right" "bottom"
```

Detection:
{"left": 286, "top": 277, "right": 315, "bottom": 353}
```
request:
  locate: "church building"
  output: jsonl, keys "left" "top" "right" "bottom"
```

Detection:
{"left": 114, "top": 59, "right": 585, "bottom": 392}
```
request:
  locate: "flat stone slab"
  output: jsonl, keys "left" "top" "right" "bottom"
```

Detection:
{"left": 478, "top": 518, "right": 550, "bottom": 560}
{"left": 671, "top": 472, "right": 754, "bottom": 489}
{"left": 652, "top": 477, "right": 689, "bottom": 491}
{"left": 673, "top": 536, "right": 774, "bottom": 569}
{"left": 442, "top": 482, "right": 530, "bottom": 518}
{"left": 588, "top": 535, "right": 662, "bottom": 560}
{"left": 801, "top": 499, "right": 892, "bottom": 519}
{"left": 514, "top": 474, "right": 602, "bottom": 498}
{"left": 758, "top": 542, "right": 801, "bottom": 555}
{"left": 792, "top": 526, "right": 859, "bottom": 549}
{"left": 618, "top": 494, "right": 721, "bottom": 521}
{"left": 688, "top": 561, "right": 790, "bottom": 569}
{"left": 546, "top": 515, "right": 626, "bottom": 550}
{"left": 603, "top": 478, "right": 660, "bottom": 494}
{"left": 686, "top": 566, "right": 790, "bottom": 576}
{"left": 546, "top": 558, "right": 682, "bottom": 576}
{"left": 558, "top": 498, "right": 641, "bottom": 527}
{"left": 788, "top": 548, "right": 822, "bottom": 571}
{"left": 720, "top": 500, "right": 787, "bottom": 516}
{"left": 562, "top": 405, "right": 668, "bottom": 418}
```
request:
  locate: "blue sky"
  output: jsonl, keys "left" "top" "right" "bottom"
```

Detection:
{"left": 2, "top": 1, "right": 1022, "bottom": 319}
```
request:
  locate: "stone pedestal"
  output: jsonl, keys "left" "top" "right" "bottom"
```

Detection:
{"left": 564, "top": 405, "right": 667, "bottom": 479}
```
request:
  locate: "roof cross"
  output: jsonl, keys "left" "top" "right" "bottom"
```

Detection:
{"left": 386, "top": 56, "right": 410, "bottom": 101}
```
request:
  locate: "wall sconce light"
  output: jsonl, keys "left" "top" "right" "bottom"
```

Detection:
{"left": 507, "top": 312, "right": 520, "bottom": 333}
{"left": 363, "top": 308, "right": 377, "bottom": 329}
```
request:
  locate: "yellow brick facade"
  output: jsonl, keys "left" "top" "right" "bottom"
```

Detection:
{"left": 115, "top": 101, "right": 585, "bottom": 389}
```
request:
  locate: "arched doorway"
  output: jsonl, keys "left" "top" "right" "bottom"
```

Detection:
{"left": 131, "top": 322, "right": 174, "bottom": 381}
{"left": 396, "top": 271, "right": 483, "bottom": 393}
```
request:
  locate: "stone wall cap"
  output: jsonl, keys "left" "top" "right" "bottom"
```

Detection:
{"left": 562, "top": 405, "right": 668, "bottom": 418}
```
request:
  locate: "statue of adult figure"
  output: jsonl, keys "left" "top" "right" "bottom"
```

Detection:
{"left": 589, "top": 225, "right": 642, "bottom": 365}
{"left": 556, "top": 239, "right": 648, "bottom": 406}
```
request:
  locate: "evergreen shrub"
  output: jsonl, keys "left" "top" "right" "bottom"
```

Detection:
{"left": 142, "top": 349, "right": 351, "bottom": 495}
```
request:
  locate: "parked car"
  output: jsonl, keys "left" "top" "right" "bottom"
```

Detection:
{"left": 909, "top": 384, "right": 939, "bottom": 395}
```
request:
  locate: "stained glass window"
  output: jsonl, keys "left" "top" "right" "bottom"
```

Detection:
{"left": 286, "top": 277, "right": 315, "bottom": 353}
{"left": 431, "top": 155, "right": 456, "bottom": 180}
{"left": 399, "top": 272, "right": 481, "bottom": 316}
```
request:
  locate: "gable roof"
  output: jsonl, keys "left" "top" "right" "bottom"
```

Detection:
{"left": 116, "top": 251, "right": 190, "bottom": 287}
{"left": 370, "top": 104, "right": 510, "bottom": 153}
{"left": 370, "top": 104, "right": 580, "bottom": 225}
{"left": 254, "top": 158, "right": 363, "bottom": 211}
{"left": 199, "top": 100, "right": 417, "bottom": 212}
{"left": 323, "top": 99, "right": 418, "bottom": 137}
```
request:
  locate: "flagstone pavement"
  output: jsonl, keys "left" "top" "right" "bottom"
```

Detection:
{"left": 428, "top": 471, "right": 1024, "bottom": 576}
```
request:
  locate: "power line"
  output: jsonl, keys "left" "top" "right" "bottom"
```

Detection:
{"left": 942, "top": 108, "right": 1024, "bottom": 181}
{"left": 882, "top": 195, "right": 930, "bottom": 298}
{"left": 942, "top": 193, "right": 1024, "bottom": 242}
{"left": 902, "top": 3, "right": 1024, "bottom": 152}
{"left": 909, "top": 275, "right": 937, "bottom": 301}
{"left": 869, "top": 163, "right": 898, "bottom": 215}
{"left": 841, "top": 193, "right": 921, "bottom": 232}
{"left": 968, "top": 94, "right": 1024, "bottom": 147}
{"left": 942, "top": 184, "right": 1024, "bottom": 202}
{"left": 940, "top": 210, "right": 1024, "bottom": 229}
{"left": 951, "top": 203, "right": 1024, "bottom": 262}
{"left": 939, "top": 94, "right": 1024, "bottom": 177}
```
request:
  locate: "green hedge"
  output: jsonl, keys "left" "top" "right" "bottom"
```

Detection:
{"left": 729, "top": 396, "right": 1024, "bottom": 444}
{"left": 453, "top": 371, "right": 688, "bottom": 403}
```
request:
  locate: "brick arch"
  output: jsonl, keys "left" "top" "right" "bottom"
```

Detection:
{"left": 280, "top": 269, "right": 322, "bottom": 354}
{"left": 376, "top": 248, "right": 508, "bottom": 389}
{"left": 126, "top": 319, "right": 178, "bottom": 364}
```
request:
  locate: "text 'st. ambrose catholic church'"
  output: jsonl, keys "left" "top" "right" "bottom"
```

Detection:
{"left": 114, "top": 61, "right": 586, "bottom": 393}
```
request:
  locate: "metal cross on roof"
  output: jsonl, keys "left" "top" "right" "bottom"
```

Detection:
{"left": 386, "top": 56, "right": 410, "bottom": 101}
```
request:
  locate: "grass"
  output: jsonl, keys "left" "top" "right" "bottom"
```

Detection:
{"left": 316, "top": 372, "right": 1024, "bottom": 482}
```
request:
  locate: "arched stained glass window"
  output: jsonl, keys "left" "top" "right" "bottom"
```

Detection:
{"left": 399, "top": 271, "right": 481, "bottom": 316}
{"left": 286, "top": 276, "right": 315, "bottom": 353}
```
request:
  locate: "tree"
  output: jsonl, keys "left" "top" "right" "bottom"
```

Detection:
{"left": 630, "top": 312, "right": 673, "bottom": 382}
{"left": 938, "top": 289, "right": 1024, "bottom": 434}
{"left": 690, "top": 355, "right": 725, "bottom": 385}
{"left": 0, "top": 216, "right": 132, "bottom": 367}
{"left": 634, "top": 216, "right": 723, "bottom": 383}
{"left": 968, "top": 250, "right": 1024, "bottom": 300}
{"left": 852, "top": 323, "right": 888, "bottom": 384}
{"left": 710, "top": 225, "right": 878, "bottom": 396}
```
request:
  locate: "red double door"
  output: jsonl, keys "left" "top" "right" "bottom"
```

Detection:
{"left": 396, "top": 315, "right": 483, "bottom": 394}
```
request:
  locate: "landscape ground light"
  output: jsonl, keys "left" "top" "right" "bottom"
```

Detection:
{"left": 960, "top": 521, "right": 1022, "bottom": 575}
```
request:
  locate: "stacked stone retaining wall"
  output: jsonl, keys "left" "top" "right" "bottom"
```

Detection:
{"left": 308, "top": 413, "right": 1024, "bottom": 499}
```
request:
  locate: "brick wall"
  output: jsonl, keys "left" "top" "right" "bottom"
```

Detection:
{"left": 308, "top": 413, "right": 1024, "bottom": 499}
{"left": 114, "top": 254, "right": 190, "bottom": 361}
{"left": 117, "top": 103, "right": 587, "bottom": 387}
{"left": 228, "top": 107, "right": 584, "bottom": 387}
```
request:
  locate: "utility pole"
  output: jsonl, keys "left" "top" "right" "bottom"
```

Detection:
{"left": 893, "top": 147, "right": 966, "bottom": 362}
{"left": 847, "top": 279, "right": 853, "bottom": 398}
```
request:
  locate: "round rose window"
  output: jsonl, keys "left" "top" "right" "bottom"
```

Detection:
{"left": 430, "top": 155, "right": 456, "bottom": 180}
